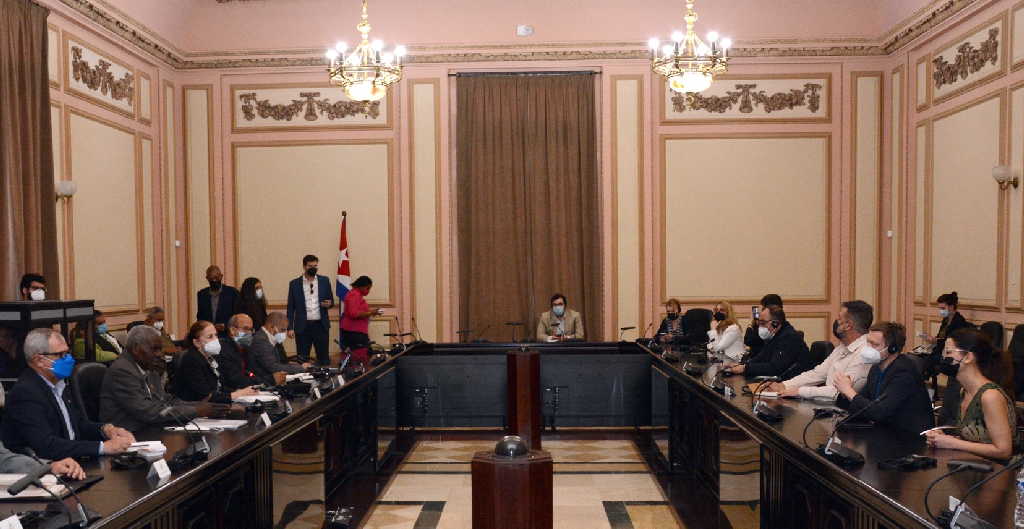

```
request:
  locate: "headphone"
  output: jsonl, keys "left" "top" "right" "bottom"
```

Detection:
{"left": 887, "top": 342, "right": 900, "bottom": 354}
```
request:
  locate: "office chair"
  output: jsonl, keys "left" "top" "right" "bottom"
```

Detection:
{"left": 71, "top": 362, "right": 107, "bottom": 422}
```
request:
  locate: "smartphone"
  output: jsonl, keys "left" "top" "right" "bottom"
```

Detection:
{"left": 751, "top": 306, "right": 760, "bottom": 320}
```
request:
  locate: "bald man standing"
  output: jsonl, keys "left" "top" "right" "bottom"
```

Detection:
{"left": 197, "top": 265, "right": 240, "bottom": 334}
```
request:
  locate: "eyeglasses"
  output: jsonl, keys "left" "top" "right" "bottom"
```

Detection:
{"left": 944, "top": 348, "right": 969, "bottom": 356}
{"left": 39, "top": 351, "right": 68, "bottom": 359}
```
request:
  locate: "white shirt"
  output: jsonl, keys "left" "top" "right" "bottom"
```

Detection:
{"left": 303, "top": 276, "right": 320, "bottom": 321}
{"left": 707, "top": 323, "right": 745, "bottom": 362}
{"left": 784, "top": 334, "right": 871, "bottom": 400}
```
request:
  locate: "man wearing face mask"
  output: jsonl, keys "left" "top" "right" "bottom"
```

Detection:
{"left": 3, "top": 329, "right": 135, "bottom": 459}
{"left": 100, "top": 326, "right": 216, "bottom": 432}
{"left": 19, "top": 273, "right": 47, "bottom": 301}
{"left": 143, "top": 306, "right": 178, "bottom": 353}
{"left": 833, "top": 322, "right": 934, "bottom": 434}
{"left": 173, "top": 321, "right": 257, "bottom": 403}
{"left": 724, "top": 305, "right": 806, "bottom": 377}
{"left": 767, "top": 300, "right": 873, "bottom": 400}
{"left": 250, "top": 312, "right": 310, "bottom": 386}
{"left": 92, "top": 310, "right": 122, "bottom": 357}
{"left": 196, "top": 265, "right": 240, "bottom": 335}
{"left": 537, "top": 293, "right": 584, "bottom": 342}
{"left": 218, "top": 313, "right": 261, "bottom": 390}
{"left": 286, "top": 255, "right": 334, "bottom": 365}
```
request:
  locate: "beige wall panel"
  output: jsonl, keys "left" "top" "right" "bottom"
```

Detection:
{"left": 789, "top": 315, "right": 827, "bottom": 345}
{"left": 369, "top": 318, "right": 393, "bottom": 347}
{"left": 915, "top": 125, "right": 927, "bottom": 302}
{"left": 69, "top": 113, "right": 138, "bottom": 310}
{"left": 141, "top": 137, "right": 155, "bottom": 307}
{"left": 854, "top": 76, "right": 881, "bottom": 307}
{"left": 1011, "top": 87, "right": 1024, "bottom": 307}
{"left": 412, "top": 82, "right": 439, "bottom": 342}
{"left": 916, "top": 60, "right": 929, "bottom": 109}
{"left": 51, "top": 106, "right": 65, "bottom": 294}
{"left": 185, "top": 88, "right": 212, "bottom": 321}
{"left": 664, "top": 136, "right": 828, "bottom": 301}
{"left": 890, "top": 69, "right": 903, "bottom": 318}
{"left": 913, "top": 319, "right": 925, "bottom": 348}
{"left": 139, "top": 76, "right": 152, "bottom": 122}
{"left": 235, "top": 143, "right": 391, "bottom": 306}
{"left": 1015, "top": 6, "right": 1024, "bottom": 66}
{"left": 164, "top": 83, "right": 178, "bottom": 333}
{"left": 931, "top": 98, "right": 1001, "bottom": 306}
{"left": 616, "top": 78, "right": 641, "bottom": 330}
{"left": 47, "top": 26, "right": 59, "bottom": 85}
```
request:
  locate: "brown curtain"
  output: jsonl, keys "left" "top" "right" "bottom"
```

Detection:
{"left": 0, "top": 0, "right": 58, "bottom": 300}
{"left": 457, "top": 73, "right": 601, "bottom": 342}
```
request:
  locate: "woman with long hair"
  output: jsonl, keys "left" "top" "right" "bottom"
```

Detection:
{"left": 235, "top": 277, "right": 268, "bottom": 331}
{"left": 708, "top": 301, "right": 744, "bottom": 362}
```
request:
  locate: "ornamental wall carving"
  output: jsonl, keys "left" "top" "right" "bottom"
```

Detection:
{"left": 63, "top": 34, "right": 136, "bottom": 117}
{"left": 930, "top": 14, "right": 1006, "bottom": 103}
{"left": 932, "top": 28, "right": 998, "bottom": 89}
{"left": 662, "top": 76, "right": 831, "bottom": 123}
{"left": 232, "top": 85, "right": 389, "bottom": 132}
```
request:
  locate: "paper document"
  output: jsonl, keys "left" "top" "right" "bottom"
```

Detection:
{"left": 233, "top": 392, "right": 280, "bottom": 404}
{"left": 164, "top": 418, "right": 249, "bottom": 432}
{"left": 127, "top": 441, "right": 167, "bottom": 452}
{"left": 0, "top": 474, "right": 65, "bottom": 500}
{"left": 286, "top": 373, "right": 314, "bottom": 382}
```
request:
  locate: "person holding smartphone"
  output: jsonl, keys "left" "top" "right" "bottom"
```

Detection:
{"left": 341, "top": 275, "right": 383, "bottom": 367}
{"left": 743, "top": 294, "right": 783, "bottom": 360}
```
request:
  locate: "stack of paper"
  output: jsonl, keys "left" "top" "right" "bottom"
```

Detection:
{"left": 164, "top": 418, "right": 249, "bottom": 432}
{"left": 0, "top": 474, "right": 65, "bottom": 500}
{"left": 285, "top": 373, "right": 314, "bottom": 382}
{"left": 126, "top": 441, "right": 167, "bottom": 453}
{"left": 233, "top": 392, "right": 280, "bottom": 404}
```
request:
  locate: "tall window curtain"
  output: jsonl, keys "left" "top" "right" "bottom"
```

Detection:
{"left": 0, "top": 0, "right": 58, "bottom": 299}
{"left": 457, "top": 73, "right": 601, "bottom": 342}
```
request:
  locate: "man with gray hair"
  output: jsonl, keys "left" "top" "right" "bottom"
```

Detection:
{"left": 141, "top": 306, "right": 177, "bottom": 353}
{"left": 100, "top": 326, "right": 214, "bottom": 432}
{"left": 3, "top": 329, "right": 134, "bottom": 460}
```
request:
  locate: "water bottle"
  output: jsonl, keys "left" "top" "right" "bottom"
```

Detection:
{"left": 1015, "top": 465, "right": 1024, "bottom": 528}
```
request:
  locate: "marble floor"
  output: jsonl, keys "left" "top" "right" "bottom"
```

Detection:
{"left": 363, "top": 437, "right": 686, "bottom": 529}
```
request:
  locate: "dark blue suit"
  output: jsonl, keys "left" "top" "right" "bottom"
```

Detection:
{"left": 196, "top": 285, "right": 240, "bottom": 329}
{"left": 2, "top": 370, "right": 106, "bottom": 460}
{"left": 286, "top": 274, "right": 333, "bottom": 365}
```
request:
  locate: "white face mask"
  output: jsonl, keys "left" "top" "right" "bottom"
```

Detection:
{"left": 273, "top": 331, "right": 287, "bottom": 344}
{"left": 255, "top": 288, "right": 264, "bottom": 300}
{"left": 153, "top": 321, "right": 165, "bottom": 330}
{"left": 859, "top": 345, "right": 882, "bottom": 364}
{"left": 203, "top": 339, "right": 222, "bottom": 356}
{"left": 758, "top": 326, "right": 772, "bottom": 340}
{"left": 29, "top": 289, "right": 45, "bottom": 301}
{"left": 939, "top": 309, "right": 950, "bottom": 318}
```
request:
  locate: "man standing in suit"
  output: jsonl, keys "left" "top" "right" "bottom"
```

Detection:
{"left": 251, "top": 312, "right": 308, "bottom": 386}
{"left": 286, "top": 255, "right": 334, "bottom": 365}
{"left": 3, "top": 329, "right": 134, "bottom": 460}
{"left": 197, "top": 265, "right": 240, "bottom": 334}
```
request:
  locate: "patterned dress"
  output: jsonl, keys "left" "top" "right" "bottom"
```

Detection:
{"left": 956, "top": 382, "right": 1022, "bottom": 455}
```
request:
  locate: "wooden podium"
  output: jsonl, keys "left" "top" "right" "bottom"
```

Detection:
{"left": 0, "top": 300, "right": 96, "bottom": 372}
{"left": 506, "top": 347, "right": 542, "bottom": 450}
{"left": 471, "top": 450, "right": 553, "bottom": 529}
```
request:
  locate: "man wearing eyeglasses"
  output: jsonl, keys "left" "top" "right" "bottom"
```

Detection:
{"left": 3, "top": 329, "right": 135, "bottom": 460}
{"left": 286, "top": 254, "right": 334, "bottom": 366}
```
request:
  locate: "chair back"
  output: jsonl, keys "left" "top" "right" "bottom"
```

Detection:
{"left": 71, "top": 362, "right": 107, "bottom": 422}
{"left": 1010, "top": 324, "right": 1024, "bottom": 401}
{"left": 979, "top": 321, "right": 1005, "bottom": 349}
{"left": 807, "top": 341, "right": 834, "bottom": 370}
{"left": 682, "top": 308, "right": 712, "bottom": 344}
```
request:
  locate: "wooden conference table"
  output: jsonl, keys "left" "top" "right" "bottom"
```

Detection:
{"left": 0, "top": 341, "right": 1013, "bottom": 528}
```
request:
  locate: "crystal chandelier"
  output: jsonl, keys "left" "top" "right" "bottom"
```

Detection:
{"left": 648, "top": 0, "right": 731, "bottom": 94}
{"left": 325, "top": 0, "right": 405, "bottom": 102}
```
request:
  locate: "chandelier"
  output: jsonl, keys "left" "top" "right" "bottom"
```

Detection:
{"left": 648, "top": 0, "right": 731, "bottom": 94}
{"left": 325, "top": 0, "right": 405, "bottom": 102}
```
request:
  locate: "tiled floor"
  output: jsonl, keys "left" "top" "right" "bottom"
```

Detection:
{"left": 363, "top": 437, "right": 686, "bottom": 529}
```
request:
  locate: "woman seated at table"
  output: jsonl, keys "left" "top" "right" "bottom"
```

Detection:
{"left": 925, "top": 328, "right": 1020, "bottom": 460}
{"left": 655, "top": 299, "right": 686, "bottom": 346}
{"left": 70, "top": 321, "right": 118, "bottom": 364}
{"left": 707, "top": 301, "right": 744, "bottom": 362}
{"left": 174, "top": 320, "right": 258, "bottom": 404}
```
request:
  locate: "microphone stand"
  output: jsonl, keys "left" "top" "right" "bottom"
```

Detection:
{"left": 14, "top": 449, "right": 86, "bottom": 529}
{"left": 942, "top": 456, "right": 1024, "bottom": 528}
{"left": 816, "top": 394, "right": 889, "bottom": 468}
{"left": 619, "top": 326, "right": 636, "bottom": 341}
{"left": 505, "top": 322, "right": 524, "bottom": 343}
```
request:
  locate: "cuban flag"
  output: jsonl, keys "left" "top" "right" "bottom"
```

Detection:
{"left": 336, "top": 213, "right": 351, "bottom": 318}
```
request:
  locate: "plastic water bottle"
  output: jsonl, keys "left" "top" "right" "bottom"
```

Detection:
{"left": 1015, "top": 465, "right": 1024, "bottom": 528}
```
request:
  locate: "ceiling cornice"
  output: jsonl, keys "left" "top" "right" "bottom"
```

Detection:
{"left": 56, "top": 0, "right": 979, "bottom": 70}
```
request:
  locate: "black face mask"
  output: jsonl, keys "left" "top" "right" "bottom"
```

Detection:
{"left": 666, "top": 313, "right": 679, "bottom": 320}
{"left": 209, "top": 280, "right": 222, "bottom": 291}
{"left": 832, "top": 320, "right": 844, "bottom": 340}
{"left": 713, "top": 311, "right": 726, "bottom": 321}
{"left": 307, "top": 267, "right": 318, "bottom": 277}
{"left": 937, "top": 357, "right": 960, "bottom": 377}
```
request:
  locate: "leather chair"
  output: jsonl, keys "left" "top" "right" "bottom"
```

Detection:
{"left": 71, "top": 362, "right": 107, "bottom": 422}
{"left": 979, "top": 321, "right": 1005, "bottom": 349}
{"left": 978, "top": 321, "right": 1014, "bottom": 397}
{"left": 1009, "top": 324, "right": 1024, "bottom": 401}
{"left": 682, "top": 308, "right": 712, "bottom": 345}
{"left": 806, "top": 340, "right": 834, "bottom": 369}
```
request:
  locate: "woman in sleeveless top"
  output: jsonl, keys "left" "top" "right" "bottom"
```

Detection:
{"left": 925, "top": 328, "right": 1020, "bottom": 460}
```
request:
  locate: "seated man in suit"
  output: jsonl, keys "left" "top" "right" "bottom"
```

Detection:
{"left": 142, "top": 306, "right": 178, "bottom": 353}
{"left": 537, "top": 293, "right": 584, "bottom": 342}
{"left": 834, "top": 322, "right": 934, "bottom": 434}
{"left": 3, "top": 329, "right": 134, "bottom": 460}
{"left": 173, "top": 321, "right": 258, "bottom": 404}
{"left": 743, "top": 294, "right": 783, "bottom": 360}
{"left": 19, "top": 273, "right": 47, "bottom": 301}
{"left": 725, "top": 305, "right": 807, "bottom": 378}
{"left": 100, "top": 326, "right": 215, "bottom": 432}
{"left": 219, "top": 314, "right": 260, "bottom": 390}
{"left": 250, "top": 312, "right": 309, "bottom": 386}
{"left": 766, "top": 300, "right": 873, "bottom": 400}
{"left": 197, "top": 265, "right": 240, "bottom": 335}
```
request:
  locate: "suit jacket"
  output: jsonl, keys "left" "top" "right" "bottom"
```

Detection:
{"left": 742, "top": 322, "right": 808, "bottom": 378}
{"left": 286, "top": 275, "right": 333, "bottom": 333}
{"left": 249, "top": 330, "right": 305, "bottom": 385}
{"left": 836, "top": 354, "right": 934, "bottom": 435}
{"left": 0, "top": 441, "right": 39, "bottom": 473}
{"left": 173, "top": 349, "right": 230, "bottom": 404}
{"left": 196, "top": 285, "right": 240, "bottom": 327}
{"left": 218, "top": 338, "right": 258, "bottom": 391}
{"left": 99, "top": 354, "right": 197, "bottom": 432}
{"left": 2, "top": 370, "right": 105, "bottom": 460}
{"left": 536, "top": 309, "right": 584, "bottom": 341}
{"left": 929, "top": 312, "right": 974, "bottom": 371}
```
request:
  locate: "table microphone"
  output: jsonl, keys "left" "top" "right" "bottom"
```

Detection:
{"left": 942, "top": 456, "right": 1024, "bottom": 529}
{"left": 817, "top": 393, "right": 888, "bottom": 467}
{"left": 21, "top": 447, "right": 99, "bottom": 529}
{"left": 7, "top": 460, "right": 52, "bottom": 496}
{"left": 619, "top": 326, "right": 636, "bottom": 341}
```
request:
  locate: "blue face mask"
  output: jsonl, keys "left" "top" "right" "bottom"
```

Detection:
{"left": 96, "top": 323, "right": 109, "bottom": 334}
{"left": 552, "top": 305, "right": 565, "bottom": 317}
{"left": 51, "top": 354, "right": 75, "bottom": 380}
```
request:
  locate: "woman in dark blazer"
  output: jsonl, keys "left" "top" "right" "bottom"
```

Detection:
{"left": 234, "top": 277, "right": 268, "bottom": 331}
{"left": 174, "top": 321, "right": 257, "bottom": 404}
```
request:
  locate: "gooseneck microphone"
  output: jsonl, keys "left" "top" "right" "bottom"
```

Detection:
{"left": 6, "top": 459, "right": 52, "bottom": 496}
{"left": 619, "top": 326, "right": 636, "bottom": 341}
{"left": 816, "top": 393, "right": 889, "bottom": 467}
{"left": 22, "top": 447, "right": 96, "bottom": 528}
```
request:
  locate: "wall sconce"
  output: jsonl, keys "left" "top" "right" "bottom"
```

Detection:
{"left": 992, "top": 165, "right": 1019, "bottom": 190}
{"left": 55, "top": 180, "right": 77, "bottom": 202}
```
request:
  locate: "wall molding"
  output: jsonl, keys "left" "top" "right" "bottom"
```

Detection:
{"left": 182, "top": 85, "right": 217, "bottom": 321}
{"left": 610, "top": 74, "right": 646, "bottom": 339}
{"left": 62, "top": 30, "right": 135, "bottom": 118}
{"left": 930, "top": 12, "right": 1008, "bottom": 106}
{"left": 849, "top": 72, "right": 885, "bottom": 310}
{"left": 230, "top": 82, "right": 391, "bottom": 133}
{"left": 659, "top": 73, "right": 832, "bottom": 125}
